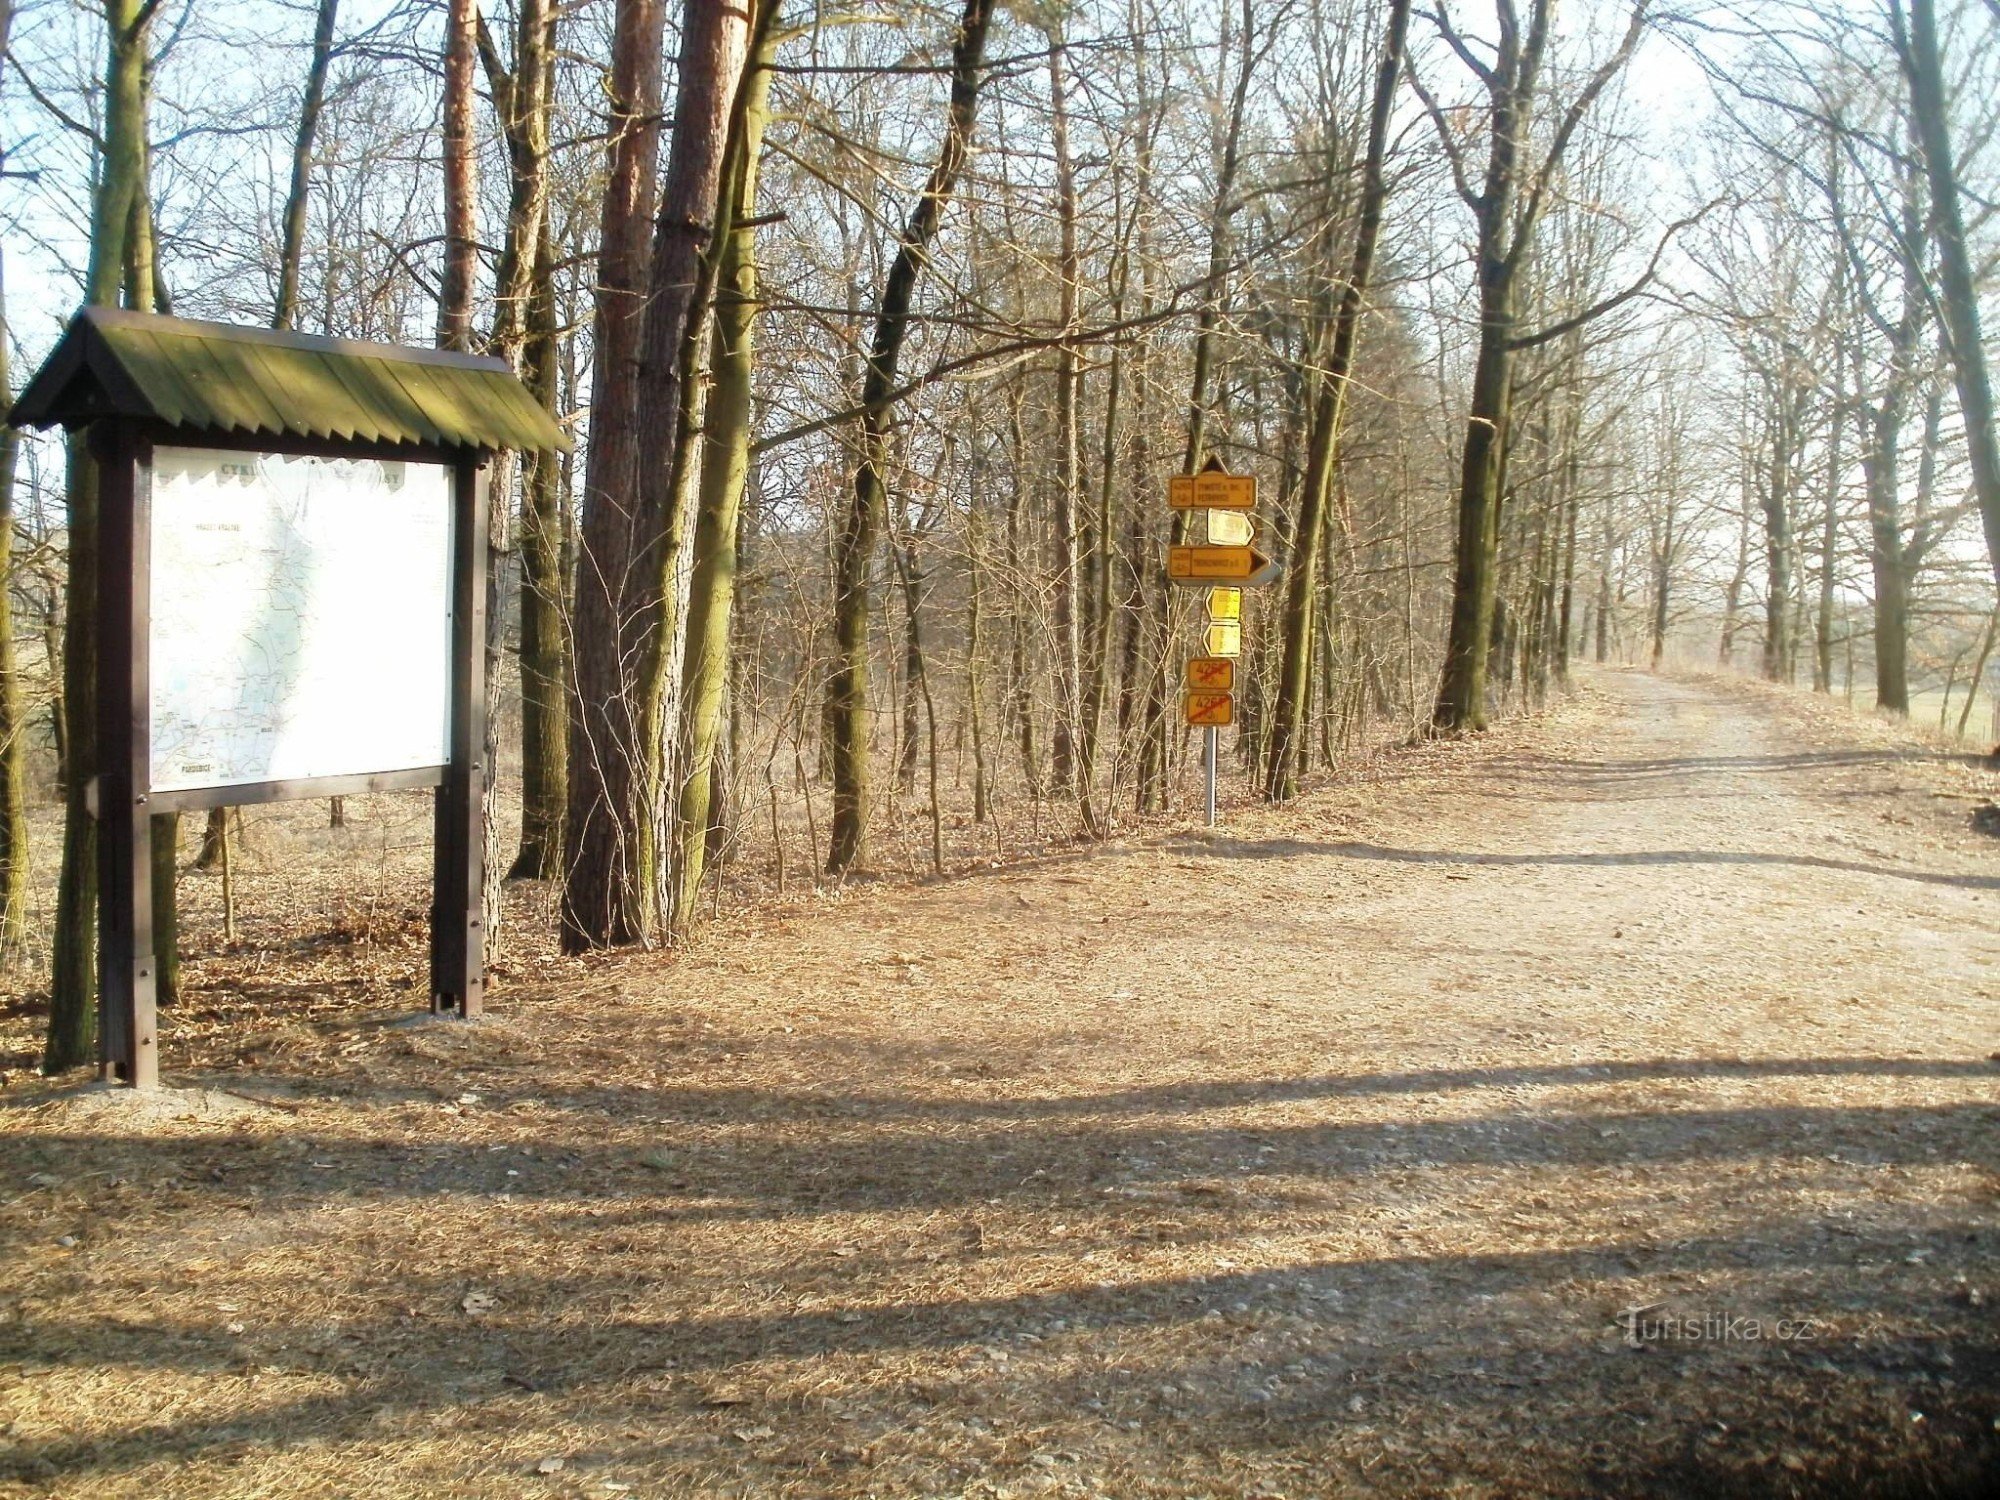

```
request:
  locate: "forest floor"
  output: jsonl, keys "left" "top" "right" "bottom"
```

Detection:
{"left": 2, "top": 667, "right": 1998, "bottom": 1499}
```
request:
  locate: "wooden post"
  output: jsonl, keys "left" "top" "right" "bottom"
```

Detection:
{"left": 432, "top": 456, "right": 487, "bottom": 1016}
{"left": 95, "top": 424, "right": 159, "bottom": 1087}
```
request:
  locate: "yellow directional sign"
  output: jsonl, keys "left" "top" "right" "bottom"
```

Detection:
{"left": 1169, "top": 544, "right": 1274, "bottom": 582}
{"left": 1168, "top": 472, "right": 1257, "bottom": 510}
{"left": 1205, "top": 620, "right": 1242, "bottom": 657}
{"left": 1207, "top": 586, "right": 1242, "bottom": 622}
{"left": 1184, "top": 689, "right": 1234, "bottom": 727}
{"left": 1186, "top": 656, "right": 1235, "bottom": 691}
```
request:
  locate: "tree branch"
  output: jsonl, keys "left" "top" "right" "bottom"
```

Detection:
{"left": 1423, "top": 2, "right": 1495, "bottom": 86}
{"left": 1407, "top": 65, "right": 1479, "bottom": 210}
{"left": 1509, "top": 198, "right": 1724, "bottom": 350}
{"left": 1510, "top": 0, "right": 1649, "bottom": 257}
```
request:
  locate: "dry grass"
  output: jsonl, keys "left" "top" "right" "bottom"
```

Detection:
{"left": 2, "top": 666, "right": 1997, "bottom": 1498}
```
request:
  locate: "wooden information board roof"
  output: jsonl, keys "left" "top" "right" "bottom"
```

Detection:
{"left": 7, "top": 307, "right": 567, "bottom": 454}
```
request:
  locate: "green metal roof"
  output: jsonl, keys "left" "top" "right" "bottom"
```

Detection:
{"left": 6, "top": 308, "right": 568, "bottom": 454}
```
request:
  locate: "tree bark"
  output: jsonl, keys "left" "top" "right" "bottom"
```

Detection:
{"left": 274, "top": 0, "right": 338, "bottom": 332}
{"left": 560, "top": 0, "right": 664, "bottom": 949}
{"left": 1428, "top": 0, "right": 1644, "bottom": 731}
{"left": 624, "top": 0, "right": 751, "bottom": 935}
{"left": 1760, "top": 369, "right": 1806, "bottom": 683}
{"left": 824, "top": 0, "right": 995, "bottom": 874}
{"left": 1895, "top": 0, "right": 2000, "bottom": 597}
{"left": 1265, "top": 0, "right": 1409, "bottom": 798}
{"left": 0, "top": 236, "right": 27, "bottom": 963}
{"left": 510, "top": 222, "right": 568, "bottom": 879}
{"left": 1045, "top": 26, "right": 1082, "bottom": 801}
{"left": 0, "top": 3, "right": 23, "bottom": 961}
{"left": 437, "top": 0, "right": 478, "bottom": 350}
{"left": 48, "top": 0, "right": 148, "bottom": 1071}
{"left": 672, "top": 0, "right": 779, "bottom": 935}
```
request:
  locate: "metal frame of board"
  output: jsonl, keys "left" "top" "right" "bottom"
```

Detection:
{"left": 92, "top": 420, "right": 490, "bottom": 1087}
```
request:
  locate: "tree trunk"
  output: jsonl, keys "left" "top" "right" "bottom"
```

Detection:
{"left": 0, "top": 231, "right": 27, "bottom": 962}
{"left": 1719, "top": 460, "right": 1751, "bottom": 666}
{"left": 48, "top": 0, "right": 148, "bottom": 1071}
{"left": 626, "top": 0, "right": 751, "bottom": 935}
{"left": 510, "top": 222, "right": 567, "bottom": 879}
{"left": 671, "top": 1, "right": 777, "bottom": 936}
{"left": 559, "top": 0, "right": 664, "bottom": 949}
{"left": 1433, "top": 281, "right": 1516, "bottom": 730}
{"left": 824, "top": 0, "right": 995, "bottom": 874}
{"left": 1045, "top": 27, "right": 1082, "bottom": 801}
{"left": 965, "top": 487, "right": 990, "bottom": 823}
{"left": 437, "top": 0, "right": 478, "bottom": 350}
{"left": 1759, "top": 377, "right": 1802, "bottom": 683}
{"left": 1954, "top": 608, "right": 1998, "bottom": 742}
{"left": 1554, "top": 383, "right": 1580, "bottom": 682}
{"left": 0, "top": 3, "right": 22, "bottom": 956}
{"left": 1650, "top": 504, "right": 1672, "bottom": 667}
{"left": 897, "top": 531, "right": 924, "bottom": 794}
{"left": 1265, "top": 0, "right": 1409, "bottom": 798}
{"left": 1428, "top": 0, "right": 1643, "bottom": 728}
{"left": 475, "top": 0, "right": 562, "bottom": 889}
{"left": 1864, "top": 327, "right": 1919, "bottom": 715}
{"left": 1896, "top": 0, "right": 2000, "bottom": 598}
{"left": 1003, "top": 384, "right": 1040, "bottom": 799}
{"left": 1814, "top": 205, "right": 1846, "bottom": 693}
{"left": 274, "top": 0, "right": 338, "bottom": 332}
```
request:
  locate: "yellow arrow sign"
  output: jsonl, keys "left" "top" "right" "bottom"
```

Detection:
{"left": 1168, "top": 473, "right": 1257, "bottom": 511}
{"left": 1169, "top": 544, "right": 1274, "bottom": 582}
{"left": 1184, "top": 689, "right": 1234, "bottom": 727}
{"left": 1204, "top": 620, "right": 1242, "bottom": 657}
{"left": 1186, "top": 656, "right": 1235, "bottom": 691}
{"left": 1208, "top": 586, "right": 1241, "bottom": 621}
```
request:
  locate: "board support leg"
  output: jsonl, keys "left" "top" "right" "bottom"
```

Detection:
{"left": 96, "top": 425, "right": 159, "bottom": 1088}
{"left": 432, "top": 458, "right": 487, "bottom": 1018}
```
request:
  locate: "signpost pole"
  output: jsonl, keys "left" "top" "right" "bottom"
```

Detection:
{"left": 1204, "top": 726, "right": 1218, "bottom": 828}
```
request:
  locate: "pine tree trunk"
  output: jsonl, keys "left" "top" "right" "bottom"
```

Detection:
{"left": 622, "top": 0, "right": 750, "bottom": 935}
{"left": 560, "top": 0, "right": 663, "bottom": 949}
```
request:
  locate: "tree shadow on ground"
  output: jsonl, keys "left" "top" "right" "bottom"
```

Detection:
{"left": 1491, "top": 748, "right": 1990, "bottom": 778}
{"left": 147, "top": 1049, "right": 2000, "bottom": 1127}
{"left": 7, "top": 1048, "right": 1998, "bottom": 1497}
{"left": 1172, "top": 836, "right": 2000, "bottom": 892}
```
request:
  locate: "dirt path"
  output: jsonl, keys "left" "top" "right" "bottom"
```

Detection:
{"left": 4, "top": 669, "right": 1997, "bottom": 1498}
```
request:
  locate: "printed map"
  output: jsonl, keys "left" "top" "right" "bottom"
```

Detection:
{"left": 148, "top": 447, "right": 453, "bottom": 792}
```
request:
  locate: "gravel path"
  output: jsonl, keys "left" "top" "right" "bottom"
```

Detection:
{"left": 4, "top": 668, "right": 1997, "bottom": 1498}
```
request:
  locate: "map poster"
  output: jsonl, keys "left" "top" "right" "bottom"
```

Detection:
{"left": 148, "top": 446, "right": 454, "bottom": 793}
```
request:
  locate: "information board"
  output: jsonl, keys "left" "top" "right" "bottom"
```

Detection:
{"left": 148, "top": 446, "right": 453, "bottom": 792}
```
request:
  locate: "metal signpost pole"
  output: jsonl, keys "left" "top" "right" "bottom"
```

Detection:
{"left": 1204, "top": 726, "right": 1218, "bottom": 827}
